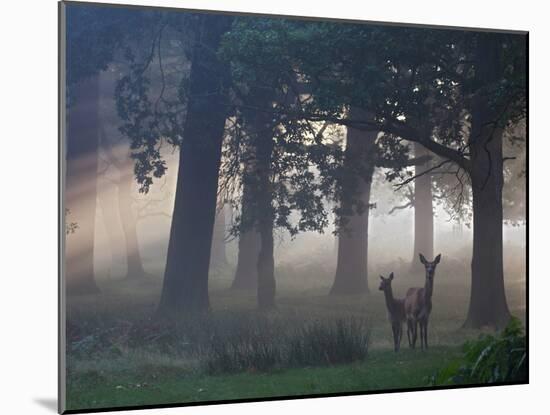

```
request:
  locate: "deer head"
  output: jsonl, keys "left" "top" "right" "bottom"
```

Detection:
{"left": 378, "top": 272, "right": 394, "bottom": 291}
{"left": 419, "top": 253, "right": 441, "bottom": 285}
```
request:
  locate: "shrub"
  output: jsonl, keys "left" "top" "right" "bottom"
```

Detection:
{"left": 429, "top": 317, "right": 527, "bottom": 385}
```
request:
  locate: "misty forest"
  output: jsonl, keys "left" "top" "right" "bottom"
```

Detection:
{"left": 63, "top": 3, "right": 527, "bottom": 411}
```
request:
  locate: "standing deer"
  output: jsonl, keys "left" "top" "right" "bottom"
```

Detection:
{"left": 404, "top": 253, "right": 441, "bottom": 350}
{"left": 379, "top": 272, "right": 407, "bottom": 352}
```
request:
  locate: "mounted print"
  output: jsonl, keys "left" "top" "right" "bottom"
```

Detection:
{"left": 59, "top": 1, "right": 528, "bottom": 413}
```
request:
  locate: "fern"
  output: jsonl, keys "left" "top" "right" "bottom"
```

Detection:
{"left": 430, "top": 317, "right": 527, "bottom": 385}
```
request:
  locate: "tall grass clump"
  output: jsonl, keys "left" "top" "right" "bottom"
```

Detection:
{"left": 204, "top": 317, "right": 370, "bottom": 373}
{"left": 205, "top": 317, "right": 286, "bottom": 374}
{"left": 288, "top": 318, "right": 369, "bottom": 367}
{"left": 67, "top": 311, "right": 370, "bottom": 375}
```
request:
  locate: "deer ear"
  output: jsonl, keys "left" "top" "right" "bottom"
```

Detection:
{"left": 379, "top": 275, "right": 384, "bottom": 281}
{"left": 419, "top": 253, "right": 427, "bottom": 264}
{"left": 389, "top": 272, "right": 394, "bottom": 280}
{"left": 434, "top": 254, "right": 441, "bottom": 264}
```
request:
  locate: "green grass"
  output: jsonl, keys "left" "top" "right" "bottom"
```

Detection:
{"left": 67, "top": 346, "right": 461, "bottom": 411}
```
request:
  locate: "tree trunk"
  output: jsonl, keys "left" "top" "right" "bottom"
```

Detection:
{"left": 412, "top": 141, "right": 434, "bottom": 270}
{"left": 231, "top": 173, "right": 261, "bottom": 290}
{"left": 157, "top": 16, "right": 231, "bottom": 315}
{"left": 65, "top": 74, "right": 101, "bottom": 295}
{"left": 463, "top": 33, "right": 512, "bottom": 329}
{"left": 464, "top": 116, "right": 511, "bottom": 329}
{"left": 331, "top": 117, "right": 378, "bottom": 295}
{"left": 97, "top": 182, "right": 120, "bottom": 279}
{"left": 210, "top": 205, "right": 229, "bottom": 269}
{"left": 256, "top": 136, "right": 276, "bottom": 310}
{"left": 117, "top": 159, "right": 146, "bottom": 279}
{"left": 240, "top": 90, "right": 277, "bottom": 309}
{"left": 232, "top": 230, "right": 261, "bottom": 290}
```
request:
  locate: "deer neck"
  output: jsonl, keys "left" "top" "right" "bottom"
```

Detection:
{"left": 383, "top": 286, "right": 396, "bottom": 313}
{"left": 424, "top": 274, "right": 434, "bottom": 303}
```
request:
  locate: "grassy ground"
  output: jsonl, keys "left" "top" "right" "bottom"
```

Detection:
{"left": 67, "top": 347, "right": 461, "bottom": 411}
{"left": 65, "top": 265, "right": 526, "bottom": 412}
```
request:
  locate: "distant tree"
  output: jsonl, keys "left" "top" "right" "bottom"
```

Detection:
{"left": 64, "top": 4, "right": 151, "bottom": 295}
{"left": 98, "top": 66, "right": 150, "bottom": 280}
{"left": 65, "top": 72, "right": 101, "bottom": 295}
{"left": 210, "top": 204, "right": 229, "bottom": 270}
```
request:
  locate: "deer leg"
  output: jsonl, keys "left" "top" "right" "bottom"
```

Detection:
{"left": 412, "top": 320, "right": 418, "bottom": 349}
{"left": 407, "top": 320, "right": 412, "bottom": 348}
{"left": 392, "top": 323, "right": 398, "bottom": 352}
{"left": 424, "top": 320, "right": 429, "bottom": 350}
{"left": 419, "top": 321, "right": 425, "bottom": 351}
{"left": 424, "top": 321, "right": 428, "bottom": 350}
{"left": 397, "top": 323, "right": 403, "bottom": 352}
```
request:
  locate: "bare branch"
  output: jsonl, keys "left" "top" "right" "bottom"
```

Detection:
{"left": 388, "top": 201, "right": 413, "bottom": 215}
{"left": 393, "top": 159, "right": 454, "bottom": 189}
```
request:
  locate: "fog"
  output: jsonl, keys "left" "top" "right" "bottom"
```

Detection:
{"left": 70, "top": 144, "right": 526, "bottom": 295}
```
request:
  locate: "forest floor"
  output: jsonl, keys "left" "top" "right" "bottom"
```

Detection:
{"left": 65, "top": 266, "right": 526, "bottom": 411}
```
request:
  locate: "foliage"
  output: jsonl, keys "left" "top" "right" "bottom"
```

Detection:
{"left": 66, "top": 4, "right": 154, "bottom": 86}
{"left": 429, "top": 317, "right": 527, "bottom": 385}
{"left": 219, "top": 17, "right": 526, "bottom": 233}
{"left": 64, "top": 209, "right": 79, "bottom": 235}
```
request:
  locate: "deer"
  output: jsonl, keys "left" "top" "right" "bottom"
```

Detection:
{"left": 404, "top": 253, "right": 441, "bottom": 350}
{"left": 379, "top": 272, "right": 407, "bottom": 352}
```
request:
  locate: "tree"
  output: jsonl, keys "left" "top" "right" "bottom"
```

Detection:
{"left": 210, "top": 204, "right": 229, "bottom": 270}
{"left": 231, "top": 179, "right": 261, "bottom": 290}
{"left": 219, "top": 21, "right": 340, "bottom": 308}
{"left": 113, "top": 11, "right": 236, "bottom": 314}
{"left": 99, "top": 66, "right": 149, "bottom": 280}
{"left": 65, "top": 73, "right": 101, "bottom": 295}
{"left": 331, "top": 110, "right": 378, "bottom": 295}
{"left": 155, "top": 15, "right": 233, "bottom": 314}
{"left": 230, "top": 88, "right": 278, "bottom": 309}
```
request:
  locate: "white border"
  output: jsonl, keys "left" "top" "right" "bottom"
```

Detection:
{"left": 1, "top": 1, "right": 544, "bottom": 414}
